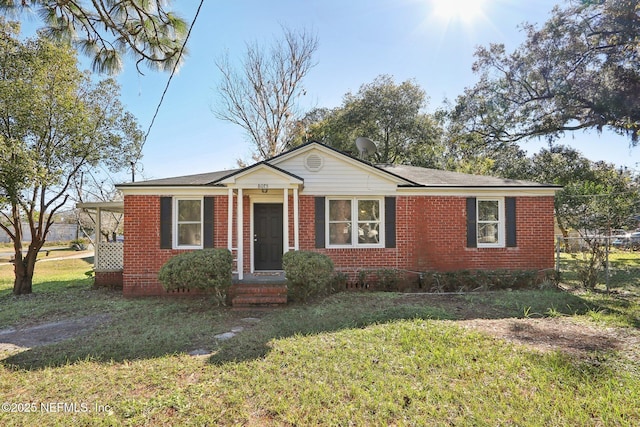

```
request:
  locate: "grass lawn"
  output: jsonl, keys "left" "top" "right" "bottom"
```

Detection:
{"left": 0, "top": 257, "right": 639, "bottom": 426}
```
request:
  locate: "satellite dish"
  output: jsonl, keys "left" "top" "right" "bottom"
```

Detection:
{"left": 355, "top": 137, "right": 377, "bottom": 159}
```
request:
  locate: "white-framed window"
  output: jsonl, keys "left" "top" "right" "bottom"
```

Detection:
{"left": 175, "top": 198, "right": 203, "bottom": 249}
{"left": 476, "top": 198, "right": 504, "bottom": 247}
{"left": 327, "top": 197, "right": 383, "bottom": 247}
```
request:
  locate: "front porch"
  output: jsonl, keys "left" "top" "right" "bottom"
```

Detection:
{"left": 76, "top": 201, "right": 124, "bottom": 289}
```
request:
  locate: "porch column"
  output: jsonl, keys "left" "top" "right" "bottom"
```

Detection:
{"left": 95, "top": 207, "right": 102, "bottom": 267}
{"left": 293, "top": 187, "right": 299, "bottom": 250}
{"left": 236, "top": 187, "right": 243, "bottom": 280}
{"left": 227, "top": 187, "right": 233, "bottom": 251}
{"left": 283, "top": 188, "right": 289, "bottom": 254}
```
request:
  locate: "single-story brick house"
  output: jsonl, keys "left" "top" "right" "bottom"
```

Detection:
{"left": 108, "top": 141, "right": 559, "bottom": 297}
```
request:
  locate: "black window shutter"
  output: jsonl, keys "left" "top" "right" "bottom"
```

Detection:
{"left": 315, "top": 197, "right": 325, "bottom": 248}
{"left": 466, "top": 197, "right": 477, "bottom": 248}
{"left": 506, "top": 197, "right": 517, "bottom": 247}
{"left": 384, "top": 197, "right": 396, "bottom": 248}
{"left": 160, "top": 197, "right": 173, "bottom": 249}
{"left": 203, "top": 197, "right": 215, "bottom": 248}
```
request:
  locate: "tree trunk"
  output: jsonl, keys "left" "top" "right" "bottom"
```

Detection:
{"left": 13, "top": 265, "right": 33, "bottom": 295}
{"left": 12, "top": 245, "right": 39, "bottom": 296}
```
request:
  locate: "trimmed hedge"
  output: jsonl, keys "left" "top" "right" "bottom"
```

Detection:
{"left": 283, "top": 250, "right": 335, "bottom": 302}
{"left": 157, "top": 249, "right": 233, "bottom": 305}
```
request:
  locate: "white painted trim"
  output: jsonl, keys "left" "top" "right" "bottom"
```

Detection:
{"left": 237, "top": 188, "right": 243, "bottom": 280}
{"left": 219, "top": 163, "right": 304, "bottom": 185}
{"left": 325, "top": 197, "right": 385, "bottom": 249}
{"left": 395, "top": 187, "right": 558, "bottom": 197}
{"left": 283, "top": 189, "right": 289, "bottom": 254}
{"left": 118, "top": 187, "right": 228, "bottom": 196}
{"left": 227, "top": 188, "right": 233, "bottom": 251}
{"left": 293, "top": 187, "right": 299, "bottom": 250}
{"left": 76, "top": 201, "right": 124, "bottom": 212}
{"left": 173, "top": 197, "right": 204, "bottom": 250}
{"left": 249, "top": 202, "right": 254, "bottom": 274}
{"left": 268, "top": 142, "right": 413, "bottom": 186}
{"left": 95, "top": 207, "right": 102, "bottom": 268}
{"left": 476, "top": 198, "right": 506, "bottom": 248}
{"left": 250, "top": 196, "right": 288, "bottom": 272}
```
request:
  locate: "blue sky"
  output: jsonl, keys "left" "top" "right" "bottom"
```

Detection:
{"left": 18, "top": 0, "right": 640, "bottom": 180}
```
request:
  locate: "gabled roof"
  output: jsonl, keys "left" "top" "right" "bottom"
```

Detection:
{"left": 218, "top": 162, "right": 304, "bottom": 185}
{"left": 269, "top": 140, "right": 418, "bottom": 186}
{"left": 117, "top": 169, "right": 239, "bottom": 187}
{"left": 116, "top": 141, "right": 559, "bottom": 190}
{"left": 380, "top": 165, "right": 558, "bottom": 188}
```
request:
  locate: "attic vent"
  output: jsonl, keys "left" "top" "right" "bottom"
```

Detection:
{"left": 304, "top": 153, "right": 324, "bottom": 172}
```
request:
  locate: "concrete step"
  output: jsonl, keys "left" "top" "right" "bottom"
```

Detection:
{"left": 231, "top": 285, "right": 287, "bottom": 296}
{"left": 232, "top": 295, "right": 288, "bottom": 305}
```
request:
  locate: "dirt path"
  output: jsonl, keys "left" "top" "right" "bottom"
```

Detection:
{"left": 0, "top": 314, "right": 111, "bottom": 353}
{"left": 394, "top": 293, "right": 640, "bottom": 363}
{"left": 459, "top": 317, "right": 640, "bottom": 363}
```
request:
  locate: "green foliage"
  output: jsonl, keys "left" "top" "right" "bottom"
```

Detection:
{"left": 451, "top": 0, "right": 640, "bottom": 144}
{"left": 420, "top": 269, "right": 552, "bottom": 293}
{"left": 157, "top": 249, "right": 233, "bottom": 305}
{"left": 283, "top": 250, "right": 335, "bottom": 302}
{"left": 69, "top": 239, "right": 87, "bottom": 251}
{"left": 0, "top": 2, "right": 187, "bottom": 74}
{"left": 356, "top": 268, "right": 410, "bottom": 291}
{"left": 0, "top": 19, "right": 143, "bottom": 294}
{"left": 297, "top": 74, "right": 444, "bottom": 166}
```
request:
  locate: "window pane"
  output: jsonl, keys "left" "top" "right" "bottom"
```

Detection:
{"left": 178, "top": 200, "right": 201, "bottom": 221}
{"left": 329, "top": 200, "right": 351, "bottom": 221}
{"left": 477, "top": 223, "right": 498, "bottom": 244}
{"left": 358, "top": 222, "right": 379, "bottom": 244}
{"left": 329, "top": 222, "right": 352, "bottom": 244}
{"left": 478, "top": 200, "right": 499, "bottom": 221}
{"left": 358, "top": 200, "right": 379, "bottom": 221}
{"left": 178, "top": 224, "right": 201, "bottom": 246}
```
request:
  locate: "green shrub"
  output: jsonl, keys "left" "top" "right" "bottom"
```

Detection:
{"left": 283, "top": 251, "right": 335, "bottom": 302}
{"left": 157, "top": 249, "right": 233, "bottom": 305}
{"left": 355, "top": 268, "right": 410, "bottom": 291}
{"left": 420, "top": 269, "right": 552, "bottom": 292}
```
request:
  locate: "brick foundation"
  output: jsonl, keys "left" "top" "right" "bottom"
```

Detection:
{"left": 94, "top": 270, "right": 123, "bottom": 289}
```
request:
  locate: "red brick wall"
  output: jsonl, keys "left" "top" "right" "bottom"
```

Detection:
{"left": 94, "top": 270, "right": 123, "bottom": 289}
{"left": 396, "top": 196, "right": 556, "bottom": 272}
{"left": 122, "top": 193, "right": 555, "bottom": 295}
{"left": 122, "top": 194, "right": 231, "bottom": 296}
{"left": 297, "top": 195, "right": 555, "bottom": 275}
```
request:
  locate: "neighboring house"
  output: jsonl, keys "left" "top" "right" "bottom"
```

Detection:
{"left": 111, "top": 141, "right": 560, "bottom": 297}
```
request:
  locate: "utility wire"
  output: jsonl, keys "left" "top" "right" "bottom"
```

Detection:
{"left": 135, "top": 0, "right": 205, "bottom": 166}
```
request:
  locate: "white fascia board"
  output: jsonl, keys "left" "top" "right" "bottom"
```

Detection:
{"left": 118, "top": 186, "right": 229, "bottom": 197}
{"left": 395, "top": 187, "right": 560, "bottom": 197}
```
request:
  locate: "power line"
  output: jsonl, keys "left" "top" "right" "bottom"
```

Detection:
{"left": 134, "top": 0, "right": 206, "bottom": 170}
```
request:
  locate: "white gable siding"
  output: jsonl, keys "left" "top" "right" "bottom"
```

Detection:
{"left": 275, "top": 148, "right": 399, "bottom": 195}
{"left": 232, "top": 168, "right": 298, "bottom": 187}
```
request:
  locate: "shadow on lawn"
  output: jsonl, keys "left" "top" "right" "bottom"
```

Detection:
{"left": 0, "top": 292, "right": 232, "bottom": 370}
{"left": 0, "top": 288, "right": 628, "bottom": 370}
{"left": 206, "top": 289, "right": 607, "bottom": 365}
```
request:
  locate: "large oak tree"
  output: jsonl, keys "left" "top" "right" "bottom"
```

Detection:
{"left": 298, "top": 75, "right": 443, "bottom": 166}
{"left": 0, "top": 20, "right": 143, "bottom": 295}
{"left": 451, "top": 0, "right": 640, "bottom": 145}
